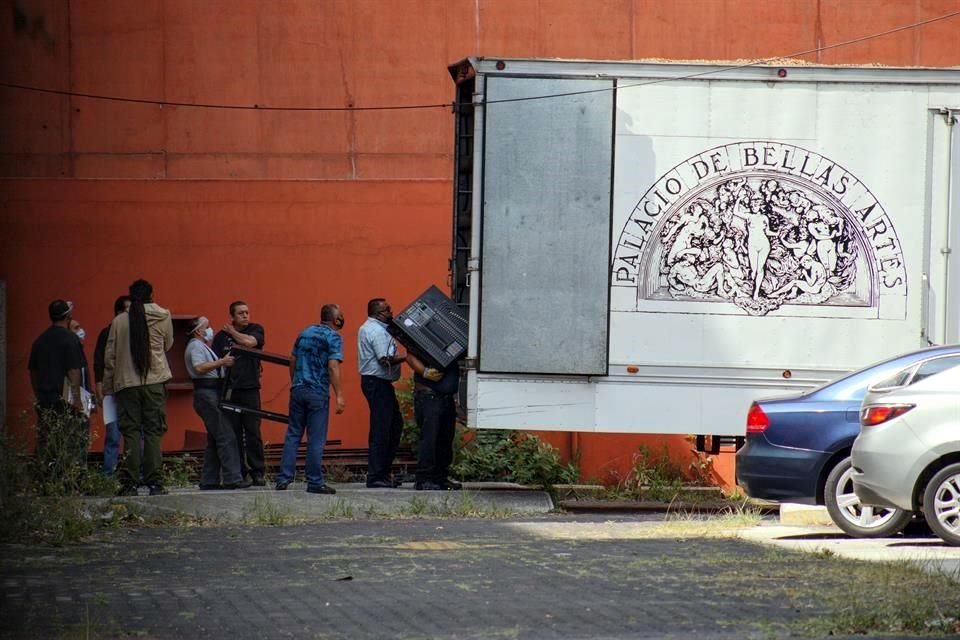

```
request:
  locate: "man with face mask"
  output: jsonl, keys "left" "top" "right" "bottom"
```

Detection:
{"left": 358, "top": 298, "right": 406, "bottom": 489}
{"left": 275, "top": 303, "right": 345, "bottom": 494}
{"left": 68, "top": 318, "right": 97, "bottom": 418}
{"left": 184, "top": 316, "right": 245, "bottom": 490}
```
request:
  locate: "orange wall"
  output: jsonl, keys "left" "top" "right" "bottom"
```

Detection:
{"left": 0, "top": 179, "right": 450, "bottom": 453}
{"left": 4, "top": 0, "right": 960, "bottom": 180}
{"left": 3, "top": 0, "right": 960, "bottom": 487}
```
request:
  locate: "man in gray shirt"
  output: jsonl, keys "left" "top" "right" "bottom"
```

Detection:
{"left": 358, "top": 298, "right": 406, "bottom": 488}
{"left": 185, "top": 316, "right": 246, "bottom": 490}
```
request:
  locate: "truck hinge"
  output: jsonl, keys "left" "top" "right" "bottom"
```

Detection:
{"left": 941, "top": 247, "right": 953, "bottom": 256}
{"left": 463, "top": 357, "right": 478, "bottom": 370}
{"left": 695, "top": 435, "right": 745, "bottom": 454}
{"left": 466, "top": 258, "right": 480, "bottom": 272}
{"left": 938, "top": 108, "right": 958, "bottom": 125}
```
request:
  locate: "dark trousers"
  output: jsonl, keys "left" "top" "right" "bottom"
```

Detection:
{"left": 414, "top": 389, "right": 456, "bottom": 483}
{"left": 361, "top": 376, "right": 403, "bottom": 483}
{"left": 115, "top": 383, "right": 167, "bottom": 487}
{"left": 194, "top": 388, "right": 242, "bottom": 486}
{"left": 225, "top": 388, "right": 264, "bottom": 479}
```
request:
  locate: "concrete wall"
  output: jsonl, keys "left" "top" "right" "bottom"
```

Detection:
{"left": 3, "top": 0, "right": 960, "bottom": 485}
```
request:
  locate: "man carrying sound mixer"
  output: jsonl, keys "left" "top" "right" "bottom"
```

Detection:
{"left": 405, "top": 352, "right": 462, "bottom": 492}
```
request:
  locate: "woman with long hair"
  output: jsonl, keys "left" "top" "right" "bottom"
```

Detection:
{"left": 103, "top": 279, "right": 174, "bottom": 495}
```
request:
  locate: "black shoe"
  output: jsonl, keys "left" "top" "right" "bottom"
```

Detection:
{"left": 251, "top": 475, "right": 267, "bottom": 487}
{"left": 199, "top": 483, "right": 223, "bottom": 491}
{"left": 236, "top": 477, "right": 253, "bottom": 489}
{"left": 415, "top": 481, "right": 445, "bottom": 491}
{"left": 366, "top": 480, "right": 394, "bottom": 489}
{"left": 440, "top": 479, "right": 463, "bottom": 491}
{"left": 118, "top": 484, "right": 138, "bottom": 497}
{"left": 306, "top": 484, "right": 337, "bottom": 495}
{"left": 391, "top": 478, "right": 403, "bottom": 487}
{"left": 148, "top": 484, "right": 168, "bottom": 496}
{"left": 275, "top": 481, "right": 290, "bottom": 491}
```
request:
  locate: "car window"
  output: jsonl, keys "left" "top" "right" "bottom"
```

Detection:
{"left": 810, "top": 347, "right": 960, "bottom": 401}
{"left": 871, "top": 367, "right": 915, "bottom": 391}
{"left": 911, "top": 356, "right": 960, "bottom": 385}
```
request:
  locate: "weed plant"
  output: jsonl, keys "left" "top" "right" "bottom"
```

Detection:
{"left": 603, "top": 445, "right": 685, "bottom": 501}
{"left": 160, "top": 454, "right": 198, "bottom": 488}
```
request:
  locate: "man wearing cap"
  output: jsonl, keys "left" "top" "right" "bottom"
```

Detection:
{"left": 185, "top": 316, "right": 246, "bottom": 490}
{"left": 28, "top": 300, "right": 86, "bottom": 467}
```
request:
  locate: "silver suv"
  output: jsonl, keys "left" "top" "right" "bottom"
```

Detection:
{"left": 851, "top": 355, "right": 960, "bottom": 545}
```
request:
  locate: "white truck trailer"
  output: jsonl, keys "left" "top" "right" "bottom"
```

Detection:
{"left": 447, "top": 57, "right": 960, "bottom": 447}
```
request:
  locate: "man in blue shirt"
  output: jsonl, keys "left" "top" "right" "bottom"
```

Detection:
{"left": 275, "top": 303, "right": 345, "bottom": 494}
{"left": 358, "top": 298, "right": 406, "bottom": 488}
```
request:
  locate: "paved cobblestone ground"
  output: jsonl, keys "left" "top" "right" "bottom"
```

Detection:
{"left": 0, "top": 515, "right": 934, "bottom": 639}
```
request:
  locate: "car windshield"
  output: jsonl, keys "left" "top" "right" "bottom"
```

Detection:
{"left": 808, "top": 346, "right": 960, "bottom": 402}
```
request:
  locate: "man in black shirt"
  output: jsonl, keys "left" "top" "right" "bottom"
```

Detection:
{"left": 28, "top": 299, "right": 85, "bottom": 466}
{"left": 405, "top": 352, "right": 463, "bottom": 491}
{"left": 212, "top": 300, "right": 267, "bottom": 485}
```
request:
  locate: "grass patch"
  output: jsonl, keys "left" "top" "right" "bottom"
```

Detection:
{"left": 322, "top": 498, "right": 355, "bottom": 520}
{"left": 399, "top": 493, "right": 517, "bottom": 519}
{"left": 661, "top": 506, "right": 764, "bottom": 534}
{"left": 790, "top": 555, "right": 960, "bottom": 636}
{"left": 243, "top": 495, "right": 292, "bottom": 526}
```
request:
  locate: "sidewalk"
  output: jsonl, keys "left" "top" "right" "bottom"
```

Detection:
{"left": 101, "top": 482, "right": 555, "bottom": 523}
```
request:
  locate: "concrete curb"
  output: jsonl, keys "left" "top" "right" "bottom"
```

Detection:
{"left": 558, "top": 499, "right": 779, "bottom": 515}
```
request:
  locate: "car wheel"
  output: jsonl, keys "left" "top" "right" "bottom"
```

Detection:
{"left": 922, "top": 463, "right": 960, "bottom": 547}
{"left": 824, "top": 457, "right": 912, "bottom": 538}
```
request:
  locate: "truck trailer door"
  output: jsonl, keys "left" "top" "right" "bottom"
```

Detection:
{"left": 480, "top": 77, "right": 615, "bottom": 375}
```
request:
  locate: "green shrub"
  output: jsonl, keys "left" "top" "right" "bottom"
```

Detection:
{"left": 396, "top": 376, "right": 420, "bottom": 449}
{"left": 451, "top": 429, "right": 579, "bottom": 487}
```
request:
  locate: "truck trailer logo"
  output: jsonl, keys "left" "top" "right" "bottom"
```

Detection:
{"left": 612, "top": 141, "right": 906, "bottom": 318}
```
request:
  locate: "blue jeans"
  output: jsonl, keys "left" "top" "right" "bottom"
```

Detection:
{"left": 276, "top": 386, "right": 330, "bottom": 487}
{"left": 102, "top": 419, "right": 121, "bottom": 476}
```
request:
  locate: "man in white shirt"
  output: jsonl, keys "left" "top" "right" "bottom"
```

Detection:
{"left": 357, "top": 298, "right": 406, "bottom": 488}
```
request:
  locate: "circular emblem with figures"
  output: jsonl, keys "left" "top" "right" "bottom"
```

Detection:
{"left": 612, "top": 142, "right": 906, "bottom": 318}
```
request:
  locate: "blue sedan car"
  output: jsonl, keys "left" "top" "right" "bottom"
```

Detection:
{"left": 736, "top": 344, "right": 960, "bottom": 537}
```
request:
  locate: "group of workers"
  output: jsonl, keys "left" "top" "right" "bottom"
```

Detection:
{"left": 27, "top": 279, "right": 461, "bottom": 496}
